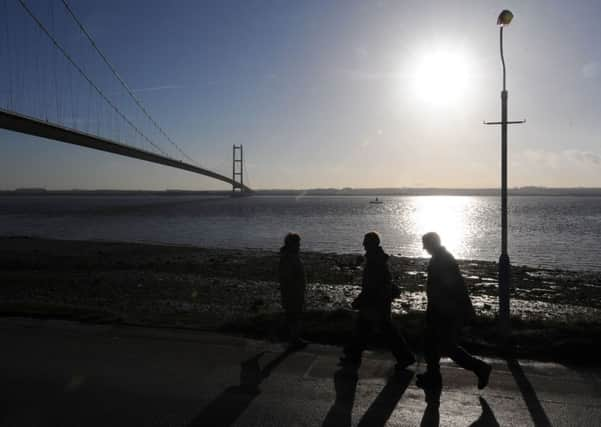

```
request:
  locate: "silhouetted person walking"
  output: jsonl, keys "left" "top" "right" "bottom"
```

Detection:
{"left": 417, "top": 232, "right": 492, "bottom": 399}
{"left": 340, "top": 232, "right": 415, "bottom": 370}
{"left": 278, "top": 232, "right": 307, "bottom": 351}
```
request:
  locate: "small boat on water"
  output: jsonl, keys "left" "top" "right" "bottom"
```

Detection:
{"left": 369, "top": 197, "right": 383, "bottom": 204}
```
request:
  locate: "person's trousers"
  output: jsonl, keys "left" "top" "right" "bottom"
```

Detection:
{"left": 344, "top": 314, "right": 413, "bottom": 362}
{"left": 424, "top": 317, "right": 485, "bottom": 379}
{"left": 285, "top": 311, "right": 302, "bottom": 343}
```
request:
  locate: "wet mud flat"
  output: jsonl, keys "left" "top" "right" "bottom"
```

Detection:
{"left": 1, "top": 237, "right": 600, "bottom": 362}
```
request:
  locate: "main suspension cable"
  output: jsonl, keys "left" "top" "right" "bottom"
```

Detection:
{"left": 16, "top": 0, "right": 170, "bottom": 157}
{"left": 60, "top": 0, "right": 197, "bottom": 165}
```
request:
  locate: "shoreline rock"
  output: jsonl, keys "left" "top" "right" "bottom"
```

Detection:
{"left": 1, "top": 237, "right": 600, "bottom": 363}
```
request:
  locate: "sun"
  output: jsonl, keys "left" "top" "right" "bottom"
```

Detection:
{"left": 411, "top": 48, "right": 471, "bottom": 107}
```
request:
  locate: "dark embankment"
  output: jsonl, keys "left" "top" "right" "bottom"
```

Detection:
{"left": 1, "top": 237, "right": 600, "bottom": 364}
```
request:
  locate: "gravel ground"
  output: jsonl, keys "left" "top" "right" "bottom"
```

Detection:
{"left": 1, "top": 237, "right": 600, "bottom": 361}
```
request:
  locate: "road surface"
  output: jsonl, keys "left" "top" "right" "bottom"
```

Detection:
{"left": 0, "top": 317, "right": 599, "bottom": 426}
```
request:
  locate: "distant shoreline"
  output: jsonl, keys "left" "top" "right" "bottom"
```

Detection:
{"left": 3, "top": 187, "right": 601, "bottom": 197}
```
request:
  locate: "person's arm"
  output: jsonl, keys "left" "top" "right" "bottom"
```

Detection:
{"left": 298, "top": 259, "right": 306, "bottom": 285}
{"left": 278, "top": 258, "right": 292, "bottom": 288}
{"left": 383, "top": 263, "right": 394, "bottom": 301}
{"left": 426, "top": 262, "right": 450, "bottom": 315}
{"left": 427, "top": 278, "right": 446, "bottom": 313}
{"left": 352, "top": 266, "right": 369, "bottom": 309}
{"left": 453, "top": 264, "right": 475, "bottom": 323}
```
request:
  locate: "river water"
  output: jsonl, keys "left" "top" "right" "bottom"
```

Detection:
{"left": 1, "top": 194, "right": 600, "bottom": 271}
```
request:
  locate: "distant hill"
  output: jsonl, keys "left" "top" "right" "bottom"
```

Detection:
{"left": 2, "top": 187, "right": 601, "bottom": 196}
{"left": 254, "top": 187, "right": 601, "bottom": 196}
{"left": 14, "top": 188, "right": 47, "bottom": 193}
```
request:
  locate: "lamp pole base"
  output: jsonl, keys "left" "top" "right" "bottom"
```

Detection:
{"left": 498, "top": 253, "right": 511, "bottom": 349}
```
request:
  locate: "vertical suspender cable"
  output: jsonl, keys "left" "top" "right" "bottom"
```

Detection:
{"left": 15, "top": 0, "right": 170, "bottom": 157}
{"left": 2, "top": 0, "right": 12, "bottom": 109}
{"left": 50, "top": 1, "right": 60, "bottom": 124}
{"left": 60, "top": 0, "right": 198, "bottom": 165}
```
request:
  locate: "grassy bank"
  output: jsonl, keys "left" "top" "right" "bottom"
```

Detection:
{"left": 220, "top": 310, "right": 601, "bottom": 364}
{"left": 1, "top": 236, "right": 600, "bottom": 364}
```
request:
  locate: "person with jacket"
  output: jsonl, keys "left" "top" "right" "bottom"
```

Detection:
{"left": 339, "top": 232, "right": 415, "bottom": 370}
{"left": 278, "top": 232, "right": 307, "bottom": 350}
{"left": 417, "top": 232, "right": 492, "bottom": 398}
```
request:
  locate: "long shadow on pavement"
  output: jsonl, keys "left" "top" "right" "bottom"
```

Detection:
{"left": 321, "top": 368, "right": 359, "bottom": 427}
{"left": 420, "top": 402, "right": 440, "bottom": 427}
{"left": 420, "top": 397, "right": 499, "bottom": 427}
{"left": 322, "top": 368, "right": 413, "bottom": 427}
{"left": 507, "top": 358, "right": 552, "bottom": 427}
{"left": 357, "top": 370, "right": 413, "bottom": 427}
{"left": 188, "top": 349, "right": 293, "bottom": 427}
{"left": 470, "top": 397, "right": 501, "bottom": 426}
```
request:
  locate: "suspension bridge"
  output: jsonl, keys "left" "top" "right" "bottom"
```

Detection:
{"left": 0, "top": 0, "right": 251, "bottom": 193}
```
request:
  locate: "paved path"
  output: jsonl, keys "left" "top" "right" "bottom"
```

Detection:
{"left": 0, "top": 317, "right": 599, "bottom": 426}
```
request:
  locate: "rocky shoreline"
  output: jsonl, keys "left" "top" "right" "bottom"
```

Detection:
{"left": 1, "top": 237, "right": 601, "bottom": 362}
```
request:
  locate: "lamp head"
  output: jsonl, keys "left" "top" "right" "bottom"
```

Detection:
{"left": 497, "top": 10, "right": 514, "bottom": 27}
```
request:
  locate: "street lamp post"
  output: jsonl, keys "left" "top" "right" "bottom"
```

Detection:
{"left": 484, "top": 10, "right": 525, "bottom": 346}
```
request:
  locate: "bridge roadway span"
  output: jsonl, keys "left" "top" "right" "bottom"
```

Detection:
{"left": 0, "top": 108, "right": 251, "bottom": 192}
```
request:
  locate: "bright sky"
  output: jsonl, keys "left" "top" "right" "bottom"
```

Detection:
{"left": 1, "top": 0, "right": 601, "bottom": 190}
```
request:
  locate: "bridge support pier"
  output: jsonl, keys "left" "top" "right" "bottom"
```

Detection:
{"left": 232, "top": 145, "right": 244, "bottom": 193}
{"left": 0, "top": 109, "right": 252, "bottom": 192}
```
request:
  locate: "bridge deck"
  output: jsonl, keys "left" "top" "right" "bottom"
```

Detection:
{"left": 0, "top": 109, "right": 251, "bottom": 192}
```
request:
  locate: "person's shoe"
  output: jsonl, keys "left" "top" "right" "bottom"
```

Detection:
{"left": 476, "top": 363, "right": 492, "bottom": 390}
{"left": 286, "top": 338, "right": 308, "bottom": 352}
{"left": 338, "top": 355, "right": 361, "bottom": 368}
{"left": 395, "top": 354, "right": 416, "bottom": 371}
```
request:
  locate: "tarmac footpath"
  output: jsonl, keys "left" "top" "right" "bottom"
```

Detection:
{"left": 0, "top": 317, "right": 599, "bottom": 426}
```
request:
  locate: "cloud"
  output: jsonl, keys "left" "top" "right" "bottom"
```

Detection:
{"left": 510, "top": 148, "right": 601, "bottom": 186}
{"left": 565, "top": 149, "right": 601, "bottom": 165}
{"left": 518, "top": 149, "right": 601, "bottom": 169}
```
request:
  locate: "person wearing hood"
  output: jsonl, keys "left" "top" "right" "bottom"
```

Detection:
{"left": 340, "top": 232, "right": 415, "bottom": 370}
{"left": 416, "top": 232, "right": 492, "bottom": 400}
{"left": 278, "top": 232, "right": 307, "bottom": 350}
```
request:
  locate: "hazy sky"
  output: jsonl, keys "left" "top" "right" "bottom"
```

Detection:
{"left": 1, "top": 0, "right": 601, "bottom": 190}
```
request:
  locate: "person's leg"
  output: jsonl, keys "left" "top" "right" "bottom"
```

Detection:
{"left": 285, "top": 311, "right": 308, "bottom": 351}
{"left": 342, "top": 315, "right": 370, "bottom": 364}
{"left": 285, "top": 311, "right": 300, "bottom": 342}
{"left": 447, "top": 344, "right": 492, "bottom": 389}
{"left": 440, "top": 323, "right": 492, "bottom": 389}
{"left": 416, "top": 322, "right": 443, "bottom": 403}
{"left": 421, "top": 323, "right": 442, "bottom": 386}
{"left": 447, "top": 345, "right": 481, "bottom": 371}
{"left": 381, "top": 319, "right": 415, "bottom": 367}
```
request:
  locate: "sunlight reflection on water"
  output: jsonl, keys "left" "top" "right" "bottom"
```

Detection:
{"left": 1, "top": 195, "right": 600, "bottom": 271}
{"left": 406, "top": 196, "right": 471, "bottom": 257}
{"left": 385, "top": 196, "right": 494, "bottom": 261}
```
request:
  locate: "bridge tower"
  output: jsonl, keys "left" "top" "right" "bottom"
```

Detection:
{"left": 232, "top": 145, "right": 244, "bottom": 193}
